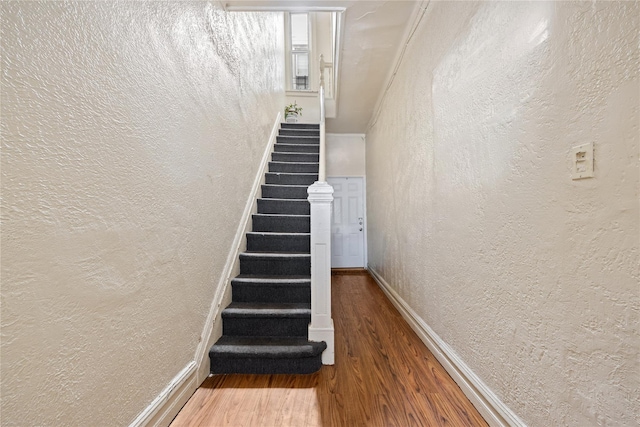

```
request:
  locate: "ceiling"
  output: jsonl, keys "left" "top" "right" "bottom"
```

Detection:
{"left": 224, "top": 0, "right": 420, "bottom": 134}
{"left": 327, "top": 1, "right": 418, "bottom": 133}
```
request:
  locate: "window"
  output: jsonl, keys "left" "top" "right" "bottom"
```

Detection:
{"left": 288, "top": 13, "right": 310, "bottom": 91}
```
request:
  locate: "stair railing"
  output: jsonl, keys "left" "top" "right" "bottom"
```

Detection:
{"left": 319, "top": 53, "right": 334, "bottom": 101}
{"left": 318, "top": 79, "right": 326, "bottom": 182}
{"left": 307, "top": 57, "right": 334, "bottom": 365}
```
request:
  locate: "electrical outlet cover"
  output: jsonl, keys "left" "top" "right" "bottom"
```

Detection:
{"left": 571, "top": 142, "right": 594, "bottom": 180}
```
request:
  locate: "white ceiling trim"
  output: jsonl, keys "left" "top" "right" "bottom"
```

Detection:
{"left": 224, "top": 1, "right": 347, "bottom": 12}
{"left": 225, "top": 5, "right": 346, "bottom": 12}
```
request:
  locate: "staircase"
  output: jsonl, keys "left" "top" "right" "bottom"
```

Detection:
{"left": 209, "top": 122, "right": 327, "bottom": 375}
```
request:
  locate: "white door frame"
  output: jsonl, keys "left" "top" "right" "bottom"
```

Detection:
{"left": 327, "top": 176, "right": 367, "bottom": 268}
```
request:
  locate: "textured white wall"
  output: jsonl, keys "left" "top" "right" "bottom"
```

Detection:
{"left": 284, "top": 93, "right": 320, "bottom": 123}
{"left": 326, "top": 133, "right": 366, "bottom": 177}
{"left": 1, "top": 2, "right": 284, "bottom": 426}
{"left": 365, "top": 2, "right": 639, "bottom": 426}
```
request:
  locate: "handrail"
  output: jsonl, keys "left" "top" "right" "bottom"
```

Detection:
{"left": 319, "top": 54, "right": 334, "bottom": 100}
{"left": 319, "top": 54, "right": 328, "bottom": 181}
{"left": 318, "top": 84, "right": 326, "bottom": 182}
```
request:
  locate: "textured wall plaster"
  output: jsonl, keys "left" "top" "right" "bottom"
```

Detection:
{"left": 365, "top": 1, "right": 639, "bottom": 426}
{"left": 326, "top": 133, "right": 366, "bottom": 177}
{"left": 1, "top": 2, "right": 284, "bottom": 426}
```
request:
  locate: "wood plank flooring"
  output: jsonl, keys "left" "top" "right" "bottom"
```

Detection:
{"left": 170, "top": 271, "right": 488, "bottom": 427}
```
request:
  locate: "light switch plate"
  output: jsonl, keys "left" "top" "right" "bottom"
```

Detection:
{"left": 572, "top": 142, "right": 594, "bottom": 180}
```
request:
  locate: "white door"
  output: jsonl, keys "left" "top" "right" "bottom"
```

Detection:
{"left": 328, "top": 177, "right": 365, "bottom": 268}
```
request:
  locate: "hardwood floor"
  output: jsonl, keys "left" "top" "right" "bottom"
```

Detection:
{"left": 170, "top": 271, "right": 488, "bottom": 427}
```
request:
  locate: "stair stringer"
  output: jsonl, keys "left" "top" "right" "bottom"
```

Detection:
{"left": 128, "top": 114, "right": 282, "bottom": 427}
{"left": 194, "top": 112, "right": 282, "bottom": 382}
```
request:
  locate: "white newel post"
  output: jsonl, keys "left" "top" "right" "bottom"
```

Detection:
{"left": 308, "top": 181, "right": 334, "bottom": 365}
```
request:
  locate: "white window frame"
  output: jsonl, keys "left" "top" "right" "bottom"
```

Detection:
{"left": 285, "top": 12, "right": 317, "bottom": 95}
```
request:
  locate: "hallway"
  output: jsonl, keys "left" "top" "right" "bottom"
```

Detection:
{"left": 170, "top": 271, "right": 487, "bottom": 426}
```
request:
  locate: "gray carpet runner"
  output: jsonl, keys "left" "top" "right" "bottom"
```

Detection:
{"left": 209, "top": 122, "right": 326, "bottom": 375}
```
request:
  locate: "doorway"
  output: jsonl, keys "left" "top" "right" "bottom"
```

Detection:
{"left": 327, "top": 177, "right": 365, "bottom": 268}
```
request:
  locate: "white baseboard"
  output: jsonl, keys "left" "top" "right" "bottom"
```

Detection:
{"left": 129, "top": 361, "right": 197, "bottom": 427}
{"left": 367, "top": 268, "right": 526, "bottom": 427}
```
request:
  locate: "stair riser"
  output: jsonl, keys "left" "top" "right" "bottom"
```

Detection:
{"left": 257, "top": 199, "right": 310, "bottom": 215}
{"left": 269, "top": 162, "right": 319, "bottom": 173}
{"left": 272, "top": 152, "right": 319, "bottom": 163}
{"left": 281, "top": 123, "right": 319, "bottom": 129}
{"left": 247, "top": 233, "right": 310, "bottom": 253}
{"left": 252, "top": 215, "right": 310, "bottom": 233}
{"left": 280, "top": 129, "right": 320, "bottom": 136}
{"left": 276, "top": 136, "right": 319, "bottom": 144}
{"left": 274, "top": 144, "right": 319, "bottom": 153}
{"left": 222, "top": 316, "right": 309, "bottom": 337}
{"left": 232, "top": 283, "right": 310, "bottom": 304}
{"left": 210, "top": 355, "right": 322, "bottom": 375}
{"left": 261, "top": 185, "right": 309, "bottom": 199}
{"left": 265, "top": 173, "right": 318, "bottom": 186}
{"left": 240, "top": 255, "right": 311, "bottom": 275}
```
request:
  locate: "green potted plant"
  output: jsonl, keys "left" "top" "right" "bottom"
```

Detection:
{"left": 284, "top": 102, "right": 303, "bottom": 123}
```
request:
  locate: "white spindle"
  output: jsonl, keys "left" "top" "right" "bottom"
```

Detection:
{"left": 318, "top": 85, "right": 326, "bottom": 182}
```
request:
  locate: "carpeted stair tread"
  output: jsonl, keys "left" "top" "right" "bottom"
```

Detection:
{"left": 257, "top": 197, "right": 309, "bottom": 201}
{"left": 261, "top": 184, "right": 310, "bottom": 200}
{"left": 233, "top": 274, "right": 311, "bottom": 282}
{"left": 246, "top": 231, "right": 310, "bottom": 253}
{"left": 252, "top": 213, "right": 310, "bottom": 218}
{"left": 270, "top": 161, "right": 319, "bottom": 165}
{"left": 222, "top": 302, "right": 311, "bottom": 337}
{"left": 231, "top": 275, "right": 310, "bottom": 304}
{"left": 262, "top": 184, "right": 310, "bottom": 188}
{"left": 279, "top": 129, "right": 320, "bottom": 136}
{"left": 263, "top": 184, "right": 309, "bottom": 188}
{"left": 275, "top": 143, "right": 320, "bottom": 147}
{"left": 276, "top": 135, "right": 320, "bottom": 144}
{"left": 265, "top": 173, "right": 318, "bottom": 185}
{"left": 273, "top": 151, "right": 319, "bottom": 154}
{"left": 276, "top": 136, "right": 320, "bottom": 141}
{"left": 266, "top": 172, "right": 318, "bottom": 176}
{"left": 239, "top": 252, "right": 311, "bottom": 275}
{"left": 271, "top": 152, "right": 318, "bottom": 155}
{"left": 253, "top": 213, "right": 310, "bottom": 218}
{"left": 272, "top": 152, "right": 320, "bottom": 162}
{"left": 257, "top": 198, "right": 310, "bottom": 215}
{"left": 272, "top": 150, "right": 319, "bottom": 155}
{"left": 246, "top": 232, "right": 311, "bottom": 236}
{"left": 240, "top": 252, "right": 311, "bottom": 258}
{"left": 269, "top": 161, "right": 319, "bottom": 173}
{"left": 210, "top": 336, "right": 326, "bottom": 358}
{"left": 223, "top": 302, "right": 310, "bottom": 317}
{"left": 252, "top": 214, "right": 310, "bottom": 233}
{"left": 274, "top": 143, "right": 320, "bottom": 153}
{"left": 281, "top": 123, "right": 320, "bottom": 129}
